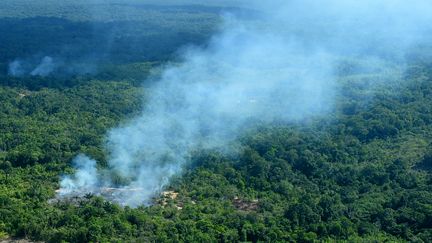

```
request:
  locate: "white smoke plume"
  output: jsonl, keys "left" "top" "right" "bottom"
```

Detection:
{"left": 59, "top": 0, "right": 432, "bottom": 207}
{"left": 8, "top": 60, "right": 25, "bottom": 77}
{"left": 8, "top": 56, "right": 57, "bottom": 77}
{"left": 30, "top": 56, "right": 56, "bottom": 76}
{"left": 59, "top": 154, "right": 99, "bottom": 195}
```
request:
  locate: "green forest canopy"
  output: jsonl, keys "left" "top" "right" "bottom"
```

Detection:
{"left": 0, "top": 1, "right": 431, "bottom": 242}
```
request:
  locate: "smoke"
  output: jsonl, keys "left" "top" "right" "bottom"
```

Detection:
{"left": 30, "top": 56, "right": 56, "bottom": 76}
{"left": 59, "top": 154, "right": 99, "bottom": 195}
{"left": 7, "top": 55, "right": 98, "bottom": 77}
{"left": 8, "top": 60, "right": 25, "bottom": 77}
{"left": 8, "top": 56, "right": 57, "bottom": 77}
{"left": 58, "top": 0, "right": 432, "bottom": 207}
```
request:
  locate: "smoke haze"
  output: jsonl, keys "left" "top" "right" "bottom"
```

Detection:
{"left": 8, "top": 60, "right": 25, "bottom": 77}
{"left": 59, "top": 0, "right": 432, "bottom": 207}
{"left": 30, "top": 56, "right": 56, "bottom": 76}
{"left": 8, "top": 56, "right": 59, "bottom": 77}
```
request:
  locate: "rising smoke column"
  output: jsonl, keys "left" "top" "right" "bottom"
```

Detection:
{"left": 59, "top": 0, "right": 432, "bottom": 207}
{"left": 30, "top": 56, "right": 56, "bottom": 76}
{"left": 8, "top": 56, "right": 57, "bottom": 77}
{"left": 8, "top": 60, "right": 25, "bottom": 77}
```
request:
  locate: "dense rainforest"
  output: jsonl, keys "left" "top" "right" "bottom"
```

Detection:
{"left": 0, "top": 1, "right": 431, "bottom": 242}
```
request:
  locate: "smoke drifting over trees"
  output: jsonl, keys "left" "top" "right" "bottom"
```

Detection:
{"left": 8, "top": 56, "right": 56, "bottom": 77}
{"left": 59, "top": 0, "right": 432, "bottom": 206}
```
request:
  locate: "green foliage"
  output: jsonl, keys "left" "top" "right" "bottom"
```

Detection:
{"left": 0, "top": 81, "right": 142, "bottom": 167}
{"left": 2, "top": 62, "right": 432, "bottom": 242}
{"left": 0, "top": 2, "right": 431, "bottom": 243}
